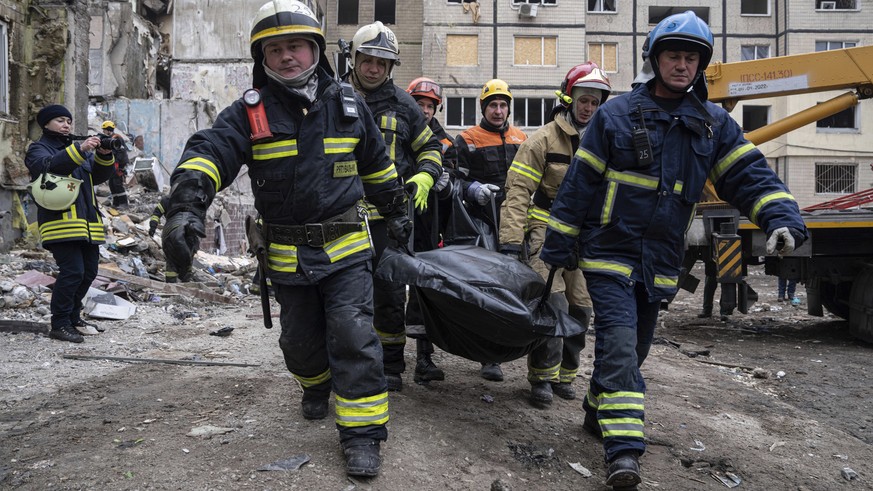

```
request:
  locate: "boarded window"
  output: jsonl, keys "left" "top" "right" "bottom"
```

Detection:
{"left": 337, "top": 0, "right": 359, "bottom": 25}
{"left": 588, "top": 43, "right": 618, "bottom": 72}
{"left": 514, "top": 37, "right": 557, "bottom": 66}
{"left": 815, "top": 163, "right": 857, "bottom": 194}
{"left": 447, "top": 35, "right": 479, "bottom": 66}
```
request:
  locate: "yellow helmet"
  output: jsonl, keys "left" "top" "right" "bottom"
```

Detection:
{"left": 480, "top": 79, "right": 512, "bottom": 105}
{"left": 28, "top": 172, "right": 83, "bottom": 211}
{"left": 101, "top": 120, "right": 115, "bottom": 130}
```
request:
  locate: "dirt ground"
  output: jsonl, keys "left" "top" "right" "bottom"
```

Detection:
{"left": 1, "top": 261, "right": 871, "bottom": 491}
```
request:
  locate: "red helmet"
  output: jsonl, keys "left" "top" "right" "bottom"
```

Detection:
{"left": 557, "top": 62, "right": 611, "bottom": 106}
{"left": 407, "top": 77, "right": 443, "bottom": 106}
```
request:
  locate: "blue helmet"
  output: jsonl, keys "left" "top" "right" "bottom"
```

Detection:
{"left": 642, "top": 10, "right": 713, "bottom": 72}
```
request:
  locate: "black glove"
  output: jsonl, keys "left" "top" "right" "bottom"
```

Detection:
{"left": 500, "top": 244, "right": 523, "bottom": 261}
{"left": 148, "top": 221, "right": 157, "bottom": 237}
{"left": 162, "top": 211, "right": 205, "bottom": 280}
{"left": 385, "top": 214, "right": 412, "bottom": 246}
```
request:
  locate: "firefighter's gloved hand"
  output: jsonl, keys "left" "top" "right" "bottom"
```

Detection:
{"left": 540, "top": 249, "right": 579, "bottom": 271}
{"left": 148, "top": 221, "right": 157, "bottom": 237}
{"left": 766, "top": 226, "right": 799, "bottom": 256}
{"left": 385, "top": 214, "right": 413, "bottom": 247}
{"left": 500, "top": 244, "right": 523, "bottom": 262}
{"left": 406, "top": 172, "right": 435, "bottom": 212}
{"left": 434, "top": 171, "right": 451, "bottom": 192}
{"left": 467, "top": 181, "right": 500, "bottom": 206}
{"left": 162, "top": 211, "right": 205, "bottom": 279}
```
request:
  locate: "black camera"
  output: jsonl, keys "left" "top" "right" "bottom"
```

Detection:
{"left": 71, "top": 134, "right": 125, "bottom": 151}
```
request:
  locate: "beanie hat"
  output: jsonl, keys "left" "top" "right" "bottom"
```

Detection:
{"left": 37, "top": 105, "right": 73, "bottom": 128}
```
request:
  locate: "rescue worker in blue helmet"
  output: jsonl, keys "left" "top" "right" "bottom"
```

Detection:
{"left": 539, "top": 11, "right": 807, "bottom": 489}
{"left": 344, "top": 21, "right": 446, "bottom": 392}
{"left": 160, "top": 0, "right": 410, "bottom": 477}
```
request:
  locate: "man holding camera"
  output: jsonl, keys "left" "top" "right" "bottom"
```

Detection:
{"left": 101, "top": 120, "right": 130, "bottom": 209}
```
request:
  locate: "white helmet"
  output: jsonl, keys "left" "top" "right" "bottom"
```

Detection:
{"left": 28, "top": 172, "right": 83, "bottom": 211}
{"left": 351, "top": 21, "right": 400, "bottom": 68}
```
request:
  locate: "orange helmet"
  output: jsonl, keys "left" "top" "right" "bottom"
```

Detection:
{"left": 407, "top": 77, "right": 443, "bottom": 105}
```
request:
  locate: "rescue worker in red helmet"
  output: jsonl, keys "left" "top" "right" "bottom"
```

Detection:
{"left": 403, "top": 76, "right": 458, "bottom": 384}
{"left": 25, "top": 104, "right": 116, "bottom": 343}
{"left": 345, "top": 22, "right": 446, "bottom": 392}
{"left": 454, "top": 78, "right": 528, "bottom": 382}
{"left": 540, "top": 11, "right": 807, "bottom": 488}
{"left": 160, "top": 0, "right": 410, "bottom": 477}
{"left": 499, "top": 62, "right": 610, "bottom": 409}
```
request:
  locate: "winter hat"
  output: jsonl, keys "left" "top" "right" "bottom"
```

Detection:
{"left": 36, "top": 105, "right": 72, "bottom": 127}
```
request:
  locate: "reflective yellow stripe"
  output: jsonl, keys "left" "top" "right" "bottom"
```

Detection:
{"left": 509, "top": 160, "right": 543, "bottom": 184}
{"left": 604, "top": 169, "right": 659, "bottom": 190}
{"left": 411, "top": 125, "right": 435, "bottom": 151}
{"left": 375, "top": 328, "right": 406, "bottom": 345}
{"left": 580, "top": 259, "right": 633, "bottom": 277}
{"left": 323, "top": 137, "right": 359, "bottom": 154}
{"left": 335, "top": 392, "right": 389, "bottom": 427}
{"left": 324, "top": 230, "right": 370, "bottom": 263}
{"left": 293, "top": 368, "right": 331, "bottom": 388}
{"left": 601, "top": 181, "right": 617, "bottom": 226}
{"left": 65, "top": 144, "right": 86, "bottom": 166}
{"left": 558, "top": 367, "right": 577, "bottom": 384}
{"left": 267, "top": 243, "right": 298, "bottom": 273}
{"left": 179, "top": 158, "right": 222, "bottom": 191}
{"left": 527, "top": 205, "right": 549, "bottom": 223}
{"left": 360, "top": 163, "right": 398, "bottom": 184}
{"left": 39, "top": 219, "right": 90, "bottom": 241}
{"left": 673, "top": 180, "right": 684, "bottom": 194}
{"left": 94, "top": 153, "right": 115, "bottom": 166}
{"left": 380, "top": 116, "right": 397, "bottom": 162}
{"left": 709, "top": 142, "right": 756, "bottom": 183}
{"left": 600, "top": 417, "right": 645, "bottom": 438}
{"left": 748, "top": 191, "right": 797, "bottom": 226}
{"left": 527, "top": 361, "right": 560, "bottom": 382}
{"left": 653, "top": 274, "right": 678, "bottom": 288}
{"left": 586, "top": 390, "right": 600, "bottom": 409}
{"left": 576, "top": 148, "right": 606, "bottom": 174}
{"left": 598, "top": 391, "right": 644, "bottom": 411}
{"left": 546, "top": 216, "right": 580, "bottom": 237}
{"left": 416, "top": 149, "right": 442, "bottom": 166}
{"left": 252, "top": 139, "right": 298, "bottom": 160}
{"left": 379, "top": 115, "right": 397, "bottom": 132}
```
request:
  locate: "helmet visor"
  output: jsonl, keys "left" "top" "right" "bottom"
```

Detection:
{"left": 410, "top": 80, "right": 442, "bottom": 99}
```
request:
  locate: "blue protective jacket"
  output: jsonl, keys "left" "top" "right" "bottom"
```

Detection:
{"left": 541, "top": 82, "right": 807, "bottom": 301}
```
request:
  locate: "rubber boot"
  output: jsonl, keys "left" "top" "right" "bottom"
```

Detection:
{"left": 551, "top": 382, "right": 576, "bottom": 400}
{"left": 606, "top": 450, "right": 641, "bottom": 488}
{"left": 344, "top": 441, "right": 381, "bottom": 477}
{"left": 385, "top": 373, "right": 403, "bottom": 392}
{"left": 301, "top": 385, "right": 330, "bottom": 420}
{"left": 414, "top": 339, "right": 445, "bottom": 383}
{"left": 480, "top": 362, "right": 504, "bottom": 381}
{"left": 529, "top": 381, "right": 553, "bottom": 409}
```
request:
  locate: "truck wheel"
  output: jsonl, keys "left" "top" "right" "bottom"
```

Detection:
{"left": 849, "top": 265, "right": 873, "bottom": 343}
{"left": 820, "top": 280, "right": 851, "bottom": 320}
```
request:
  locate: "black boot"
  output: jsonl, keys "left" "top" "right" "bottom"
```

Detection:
{"left": 344, "top": 441, "right": 381, "bottom": 477}
{"left": 385, "top": 373, "right": 403, "bottom": 392}
{"left": 606, "top": 450, "right": 641, "bottom": 488}
{"left": 583, "top": 411, "right": 602, "bottom": 439}
{"left": 301, "top": 389, "right": 329, "bottom": 420}
{"left": 49, "top": 325, "right": 84, "bottom": 344}
{"left": 551, "top": 382, "right": 577, "bottom": 400}
{"left": 529, "top": 382, "right": 553, "bottom": 409}
{"left": 414, "top": 339, "right": 445, "bottom": 383}
{"left": 480, "top": 362, "right": 504, "bottom": 381}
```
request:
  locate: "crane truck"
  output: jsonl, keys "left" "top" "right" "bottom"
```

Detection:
{"left": 681, "top": 45, "right": 873, "bottom": 343}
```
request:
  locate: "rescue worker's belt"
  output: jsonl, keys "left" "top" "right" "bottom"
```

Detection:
{"left": 532, "top": 189, "right": 554, "bottom": 211}
{"left": 264, "top": 207, "right": 364, "bottom": 247}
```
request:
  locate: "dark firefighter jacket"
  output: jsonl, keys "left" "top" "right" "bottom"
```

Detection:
{"left": 149, "top": 195, "right": 171, "bottom": 228}
{"left": 541, "top": 82, "right": 807, "bottom": 302}
{"left": 350, "top": 80, "right": 443, "bottom": 219}
{"left": 24, "top": 133, "right": 116, "bottom": 245}
{"left": 172, "top": 69, "right": 403, "bottom": 286}
{"left": 454, "top": 119, "right": 527, "bottom": 207}
{"left": 429, "top": 117, "right": 457, "bottom": 170}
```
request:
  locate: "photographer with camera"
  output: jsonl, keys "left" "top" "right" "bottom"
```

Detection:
{"left": 101, "top": 121, "right": 130, "bottom": 209}
{"left": 25, "top": 104, "right": 117, "bottom": 343}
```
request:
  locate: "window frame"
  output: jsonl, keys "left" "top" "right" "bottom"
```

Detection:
{"left": 742, "top": 105, "right": 770, "bottom": 132}
{"left": 374, "top": 0, "right": 396, "bottom": 25}
{"left": 445, "top": 96, "right": 478, "bottom": 129}
{"left": 513, "top": 35, "right": 558, "bottom": 67}
{"left": 816, "top": 40, "right": 857, "bottom": 51}
{"left": 0, "top": 21, "right": 8, "bottom": 115}
{"left": 587, "top": 42, "right": 619, "bottom": 73}
{"left": 740, "top": 44, "right": 771, "bottom": 61}
{"left": 513, "top": 97, "right": 556, "bottom": 128}
{"left": 816, "top": 0, "right": 858, "bottom": 11}
{"left": 648, "top": 6, "right": 709, "bottom": 24}
{"left": 814, "top": 162, "right": 857, "bottom": 195}
{"left": 816, "top": 104, "right": 859, "bottom": 133}
{"left": 336, "top": 0, "right": 359, "bottom": 25}
{"left": 587, "top": 0, "right": 616, "bottom": 13}
{"left": 740, "top": 0, "right": 770, "bottom": 16}
{"left": 511, "top": 0, "right": 558, "bottom": 5}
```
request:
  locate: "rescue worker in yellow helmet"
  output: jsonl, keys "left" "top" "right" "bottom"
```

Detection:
{"left": 161, "top": 0, "right": 409, "bottom": 477}
{"left": 101, "top": 120, "right": 131, "bottom": 209}
{"left": 345, "top": 21, "right": 446, "bottom": 392}
{"left": 500, "top": 62, "right": 611, "bottom": 409}
{"left": 454, "top": 78, "right": 528, "bottom": 382}
{"left": 25, "top": 104, "right": 116, "bottom": 343}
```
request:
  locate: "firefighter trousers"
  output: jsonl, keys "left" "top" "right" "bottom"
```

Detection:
{"left": 581, "top": 274, "right": 659, "bottom": 462}
{"left": 370, "top": 219, "right": 408, "bottom": 375}
{"left": 274, "top": 261, "right": 388, "bottom": 445}
{"left": 45, "top": 241, "right": 99, "bottom": 330}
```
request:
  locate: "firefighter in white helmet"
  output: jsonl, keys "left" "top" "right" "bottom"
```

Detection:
{"left": 160, "top": 1, "right": 410, "bottom": 477}
{"left": 25, "top": 104, "right": 116, "bottom": 343}
{"left": 500, "top": 62, "right": 611, "bottom": 409}
{"left": 345, "top": 21, "right": 446, "bottom": 392}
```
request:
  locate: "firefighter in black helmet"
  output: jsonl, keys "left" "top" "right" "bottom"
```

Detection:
{"left": 160, "top": 0, "right": 410, "bottom": 477}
